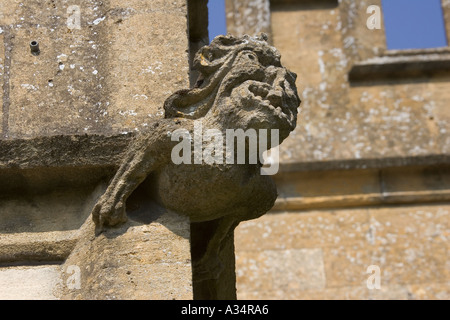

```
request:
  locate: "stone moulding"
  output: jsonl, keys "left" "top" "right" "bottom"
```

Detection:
{"left": 0, "top": 134, "right": 131, "bottom": 169}
{"left": 348, "top": 52, "right": 450, "bottom": 84}
{"left": 0, "top": 135, "right": 448, "bottom": 172}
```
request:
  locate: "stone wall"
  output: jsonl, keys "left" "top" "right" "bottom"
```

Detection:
{"left": 1, "top": 0, "right": 448, "bottom": 300}
{"left": 227, "top": 0, "right": 450, "bottom": 299}
{"left": 1, "top": 0, "right": 190, "bottom": 139}
{"left": 0, "top": 0, "right": 195, "bottom": 299}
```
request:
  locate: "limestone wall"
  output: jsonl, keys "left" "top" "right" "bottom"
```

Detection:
{"left": 0, "top": 0, "right": 190, "bottom": 139}
{"left": 227, "top": 0, "right": 450, "bottom": 300}
{"left": 0, "top": 0, "right": 194, "bottom": 300}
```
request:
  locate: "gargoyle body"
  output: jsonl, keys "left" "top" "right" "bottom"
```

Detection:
{"left": 92, "top": 34, "right": 301, "bottom": 280}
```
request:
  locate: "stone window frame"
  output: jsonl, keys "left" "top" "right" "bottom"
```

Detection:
{"left": 348, "top": 47, "right": 450, "bottom": 83}
{"left": 348, "top": 0, "right": 450, "bottom": 84}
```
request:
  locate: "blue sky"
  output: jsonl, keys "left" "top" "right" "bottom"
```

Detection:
{"left": 207, "top": 0, "right": 227, "bottom": 42}
{"left": 382, "top": 0, "right": 447, "bottom": 50}
{"left": 208, "top": 0, "right": 448, "bottom": 50}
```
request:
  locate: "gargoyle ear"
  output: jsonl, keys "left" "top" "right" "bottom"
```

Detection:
{"left": 193, "top": 45, "right": 229, "bottom": 76}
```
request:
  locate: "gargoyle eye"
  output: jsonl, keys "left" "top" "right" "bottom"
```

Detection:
{"left": 247, "top": 53, "right": 256, "bottom": 60}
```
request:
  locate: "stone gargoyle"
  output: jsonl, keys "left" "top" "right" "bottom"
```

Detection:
{"left": 91, "top": 33, "right": 301, "bottom": 279}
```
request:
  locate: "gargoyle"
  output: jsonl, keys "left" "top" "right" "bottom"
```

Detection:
{"left": 92, "top": 33, "right": 301, "bottom": 280}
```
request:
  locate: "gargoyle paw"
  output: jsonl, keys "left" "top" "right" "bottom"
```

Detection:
{"left": 92, "top": 198, "right": 127, "bottom": 228}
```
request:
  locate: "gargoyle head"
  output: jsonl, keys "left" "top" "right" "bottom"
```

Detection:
{"left": 164, "top": 33, "right": 301, "bottom": 144}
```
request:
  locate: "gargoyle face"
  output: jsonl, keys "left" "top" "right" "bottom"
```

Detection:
{"left": 216, "top": 48, "right": 300, "bottom": 143}
{"left": 163, "top": 34, "right": 301, "bottom": 144}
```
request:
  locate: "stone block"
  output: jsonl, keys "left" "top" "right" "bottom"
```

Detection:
{"left": 59, "top": 210, "right": 193, "bottom": 300}
{"left": 323, "top": 245, "right": 372, "bottom": 288}
{"left": 235, "top": 208, "right": 370, "bottom": 251}
{"left": 0, "top": 33, "right": 4, "bottom": 138}
{"left": 3, "top": 0, "right": 189, "bottom": 138}
{"left": 408, "top": 282, "right": 450, "bottom": 300}
{"left": 371, "top": 243, "right": 447, "bottom": 286}
{"left": 104, "top": 11, "right": 189, "bottom": 133}
{"left": 225, "top": 0, "right": 271, "bottom": 40}
{"left": 274, "top": 169, "right": 380, "bottom": 199}
{"left": 108, "top": 0, "right": 187, "bottom": 12}
{"left": 236, "top": 248, "right": 326, "bottom": 294}
{"left": 367, "top": 204, "right": 449, "bottom": 247}
{"left": 0, "top": 188, "right": 93, "bottom": 233}
{"left": 7, "top": 26, "right": 107, "bottom": 137}
{"left": 323, "top": 242, "right": 447, "bottom": 288}
{"left": 237, "top": 285, "right": 370, "bottom": 300}
{"left": 0, "top": 265, "right": 61, "bottom": 300}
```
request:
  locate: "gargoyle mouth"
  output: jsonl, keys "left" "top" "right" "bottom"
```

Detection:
{"left": 245, "top": 81, "right": 296, "bottom": 128}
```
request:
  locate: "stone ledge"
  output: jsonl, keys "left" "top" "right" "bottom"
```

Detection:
{"left": 1, "top": 135, "right": 449, "bottom": 173}
{"left": 273, "top": 163, "right": 450, "bottom": 211}
{"left": 348, "top": 52, "right": 450, "bottom": 83}
{"left": 279, "top": 154, "right": 450, "bottom": 172}
{"left": 0, "top": 230, "right": 79, "bottom": 263}
{"left": 0, "top": 134, "right": 133, "bottom": 170}
{"left": 273, "top": 190, "right": 450, "bottom": 212}
{"left": 271, "top": 0, "right": 338, "bottom": 9}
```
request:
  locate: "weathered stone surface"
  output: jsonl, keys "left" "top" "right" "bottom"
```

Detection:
{"left": 0, "top": 32, "right": 4, "bottom": 138}
{"left": 0, "top": 231, "right": 78, "bottom": 263}
{"left": 1, "top": 0, "right": 189, "bottom": 139}
{"left": 235, "top": 203, "right": 450, "bottom": 299}
{"left": 259, "top": 0, "right": 450, "bottom": 164}
{"left": 0, "top": 265, "right": 61, "bottom": 300}
{"left": 236, "top": 209, "right": 370, "bottom": 251}
{"left": 226, "top": 0, "right": 271, "bottom": 41}
{"left": 59, "top": 210, "right": 192, "bottom": 300}
{"left": 228, "top": 0, "right": 449, "bottom": 300}
{"left": 443, "top": 1, "right": 450, "bottom": 46}
{"left": 0, "top": 169, "right": 105, "bottom": 264}
{"left": 2, "top": 0, "right": 447, "bottom": 301}
{"left": 191, "top": 223, "right": 237, "bottom": 299}
{"left": 275, "top": 168, "right": 380, "bottom": 198}
{"left": 0, "top": 0, "right": 195, "bottom": 300}
{"left": 368, "top": 205, "right": 449, "bottom": 247}
{"left": 323, "top": 241, "right": 447, "bottom": 288}
{"left": 407, "top": 282, "right": 450, "bottom": 300}
{"left": 104, "top": 9, "right": 190, "bottom": 134}
{"left": 0, "top": 134, "right": 130, "bottom": 169}
{"left": 348, "top": 51, "right": 450, "bottom": 82}
{"left": 236, "top": 248, "right": 326, "bottom": 294}
{"left": 237, "top": 285, "right": 369, "bottom": 300}
{"left": 271, "top": 165, "right": 450, "bottom": 213}
{"left": 238, "top": 282, "right": 450, "bottom": 300}
{"left": 0, "top": 189, "right": 93, "bottom": 234}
